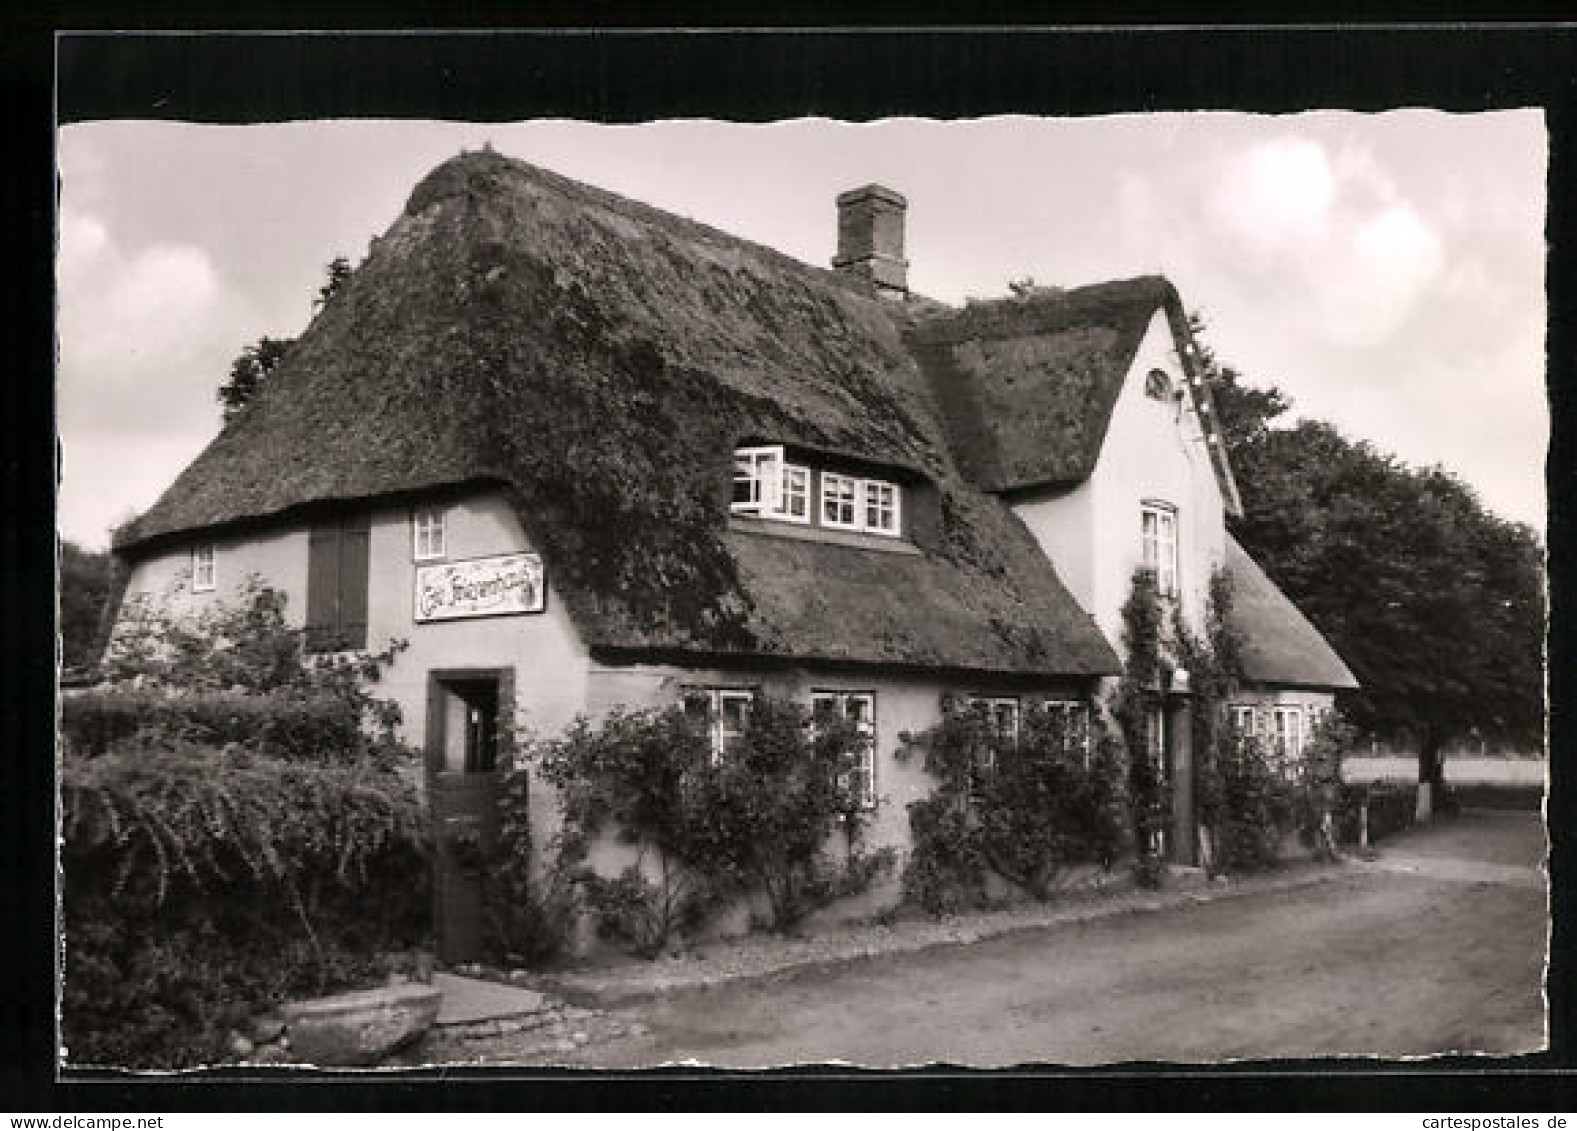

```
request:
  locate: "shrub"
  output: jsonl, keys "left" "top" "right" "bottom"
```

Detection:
{"left": 61, "top": 687, "right": 365, "bottom": 762}
{"left": 688, "top": 696, "right": 882, "bottom": 933}
{"left": 1208, "top": 731, "right": 1293, "bottom": 873}
{"left": 531, "top": 697, "right": 882, "bottom": 954}
{"left": 898, "top": 697, "right": 1128, "bottom": 914}
{"left": 60, "top": 745, "right": 430, "bottom": 1067}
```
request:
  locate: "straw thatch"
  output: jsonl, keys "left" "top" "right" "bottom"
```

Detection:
{"left": 1225, "top": 535, "right": 1359, "bottom": 690}
{"left": 116, "top": 150, "right": 1118, "bottom": 678}
{"left": 905, "top": 278, "right": 1242, "bottom": 513}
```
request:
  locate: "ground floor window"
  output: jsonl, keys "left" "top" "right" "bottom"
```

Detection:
{"left": 1272, "top": 705, "right": 1306, "bottom": 763}
{"left": 683, "top": 687, "right": 756, "bottom": 764}
{"left": 1230, "top": 703, "right": 1260, "bottom": 738}
{"left": 966, "top": 696, "right": 1019, "bottom": 793}
{"left": 1043, "top": 699, "right": 1092, "bottom": 763}
{"left": 812, "top": 691, "right": 877, "bottom": 809}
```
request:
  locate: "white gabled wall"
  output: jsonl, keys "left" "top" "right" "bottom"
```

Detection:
{"left": 1012, "top": 310, "right": 1227, "bottom": 658}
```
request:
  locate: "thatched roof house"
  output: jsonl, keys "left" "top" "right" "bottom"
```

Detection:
{"left": 115, "top": 150, "right": 1129, "bottom": 679}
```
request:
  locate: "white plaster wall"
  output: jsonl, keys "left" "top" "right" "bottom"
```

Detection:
{"left": 113, "top": 525, "right": 309, "bottom": 638}
{"left": 1007, "top": 313, "right": 1226, "bottom": 665}
{"left": 362, "top": 491, "right": 590, "bottom": 751}
{"left": 113, "top": 489, "right": 592, "bottom": 753}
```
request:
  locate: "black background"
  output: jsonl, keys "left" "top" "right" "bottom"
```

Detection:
{"left": 6, "top": 8, "right": 1574, "bottom": 1112}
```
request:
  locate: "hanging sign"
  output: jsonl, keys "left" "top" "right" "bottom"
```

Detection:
{"left": 415, "top": 552, "right": 544, "bottom": 622}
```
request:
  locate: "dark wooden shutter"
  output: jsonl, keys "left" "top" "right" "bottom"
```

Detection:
{"left": 338, "top": 511, "right": 371, "bottom": 650}
{"left": 306, "top": 521, "right": 341, "bottom": 652}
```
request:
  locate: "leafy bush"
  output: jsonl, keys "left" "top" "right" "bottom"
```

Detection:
{"left": 61, "top": 687, "right": 365, "bottom": 762}
{"left": 688, "top": 696, "right": 882, "bottom": 933}
{"left": 59, "top": 583, "right": 428, "bottom": 1067}
{"left": 478, "top": 756, "right": 586, "bottom": 967}
{"left": 530, "top": 697, "right": 881, "bottom": 955}
{"left": 101, "top": 581, "right": 407, "bottom": 744}
{"left": 898, "top": 697, "right": 1128, "bottom": 915}
{"left": 60, "top": 745, "right": 429, "bottom": 1067}
{"left": 1335, "top": 780, "right": 1418, "bottom": 847}
{"left": 1113, "top": 567, "right": 1170, "bottom": 884}
{"left": 1208, "top": 731, "right": 1293, "bottom": 873}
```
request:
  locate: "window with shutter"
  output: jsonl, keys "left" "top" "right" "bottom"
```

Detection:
{"left": 306, "top": 511, "right": 370, "bottom": 652}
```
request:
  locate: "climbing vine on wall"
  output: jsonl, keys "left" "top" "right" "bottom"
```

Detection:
{"left": 1112, "top": 566, "right": 1170, "bottom": 887}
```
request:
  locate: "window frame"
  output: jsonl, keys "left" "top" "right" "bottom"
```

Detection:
{"left": 191, "top": 543, "right": 216, "bottom": 593}
{"left": 1141, "top": 500, "right": 1180, "bottom": 597}
{"left": 820, "top": 471, "right": 861, "bottom": 530}
{"left": 412, "top": 505, "right": 447, "bottom": 562}
{"left": 684, "top": 687, "right": 757, "bottom": 765}
{"left": 733, "top": 445, "right": 811, "bottom": 525}
{"left": 1230, "top": 704, "right": 1260, "bottom": 738}
{"left": 1043, "top": 698, "right": 1093, "bottom": 765}
{"left": 778, "top": 463, "right": 812, "bottom": 524}
{"left": 812, "top": 690, "right": 878, "bottom": 810}
{"left": 1272, "top": 705, "right": 1305, "bottom": 762}
{"left": 862, "top": 478, "right": 902, "bottom": 537}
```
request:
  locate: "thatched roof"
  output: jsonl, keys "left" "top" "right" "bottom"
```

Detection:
{"left": 905, "top": 278, "right": 1243, "bottom": 513}
{"left": 1225, "top": 535, "right": 1359, "bottom": 691}
{"left": 117, "top": 150, "right": 1118, "bottom": 679}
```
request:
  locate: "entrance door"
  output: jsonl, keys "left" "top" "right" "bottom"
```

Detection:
{"left": 428, "top": 671, "right": 508, "bottom": 964}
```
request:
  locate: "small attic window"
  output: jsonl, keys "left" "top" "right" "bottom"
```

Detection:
{"left": 1144, "top": 368, "right": 1175, "bottom": 401}
{"left": 733, "top": 446, "right": 810, "bottom": 524}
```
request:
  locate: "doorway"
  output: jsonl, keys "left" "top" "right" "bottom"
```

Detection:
{"left": 426, "top": 669, "right": 513, "bottom": 964}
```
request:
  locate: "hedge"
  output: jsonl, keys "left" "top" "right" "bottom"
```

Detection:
{"left": 61, "top": 687, "right": 365, "bottom": 761}
{"left": 60, "top": 744, "right": 430, "bottom": 1068}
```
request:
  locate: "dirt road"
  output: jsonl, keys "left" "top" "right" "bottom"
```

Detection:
{"left": 481, "top": 811, "right": 1549, "bottom": 1067}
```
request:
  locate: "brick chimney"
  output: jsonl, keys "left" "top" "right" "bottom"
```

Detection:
{"left": 832, "top": 184, "right": 908, "bottom": 299}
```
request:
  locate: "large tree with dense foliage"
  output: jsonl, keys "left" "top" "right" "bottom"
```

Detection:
{"left": 1194, "top": 317, "right": 1544, "bottom": 806}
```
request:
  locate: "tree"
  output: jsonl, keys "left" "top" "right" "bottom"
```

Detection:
{"left": 59, "top": 540, "right": 113, "bottom": 669}
{"left": 1192, "top": 314, "right": 1544, "bottom": 815}
{"left": 216, "top": 335, "right": 294, "bottom": 423}
{"left": 215, "top": 257, "right": 354, "bottom": 421}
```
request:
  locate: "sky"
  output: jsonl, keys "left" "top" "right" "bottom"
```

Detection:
{"left": 56, "top": 112, "right": 1548, "bottom": 549}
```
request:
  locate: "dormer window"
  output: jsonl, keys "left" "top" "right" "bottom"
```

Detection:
{"left": 822, "top": 472, "right": 902, "bottom": 537}
{"left": 733, "top": 444, "right": 905, "bottom": 539}
{"left": 733, "top": 446, "right": 810, "bottom": 524}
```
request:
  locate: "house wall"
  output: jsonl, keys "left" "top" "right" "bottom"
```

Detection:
{"left": 570, "top": 660, "right": 1092, "bottom": 936}
{"left": 1010, "top": 311, "right": 1227, "bottom": 657}
{"left": 115, "top": 525, "right": 309, "bottom": 629}
{"left": 113, "top": 488, "right": 591, "bottom": 760}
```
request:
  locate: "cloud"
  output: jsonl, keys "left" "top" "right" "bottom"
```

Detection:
{"left": 1209, "top": 137, "right": 1337, "bottom": 256}
{"left": 56, "top": 205, "right": 266, "bottom": 545}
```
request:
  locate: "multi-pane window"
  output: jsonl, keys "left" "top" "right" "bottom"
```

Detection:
{"left": 684, "top": 688, "right": 755, "bottom": 764}
{"left": 412, "top": 506, "right": 446, "bottom": 561}
{"left": 1230, "top": 704, "right": 1260, "bottom": 738}
{"left": 864, "top": 480, "right": 900, "bottom": 535}
{"left": 1044, "top": 699, "right": 1092, "bottom": 763}
{"left": 733, "top": 446, "right": 810, "bottom": 524}
{"left": 820, "top": 472, "right": 860, "bottom": 529}
{"left": 1141, "top": 502, "right": 1179, "bottom": 596}
{"left": 1273, "top": 706, "right": 1305, "bottom": 761}
{"left": 733, "top": 446, "right": 902, "bottom": 537}
{"left": 967, "top": 696, "right": 1019, "bottom": 791}
{"left": 192, "top": 544, "right": 216, "bottom": 592}
{"left": 812, "top": 691, "right": 877, "bottom": 809}
{"left": 780, "top": 465, "right": 810, "bottom": 521}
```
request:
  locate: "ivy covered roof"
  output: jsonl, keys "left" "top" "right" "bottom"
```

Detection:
{"left": 116, "top": 150, "right": 1119, "bottom": 679}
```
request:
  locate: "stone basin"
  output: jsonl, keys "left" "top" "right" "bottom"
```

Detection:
{"left": 279, "top": 982, "right": 442, "bottom": 1066}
